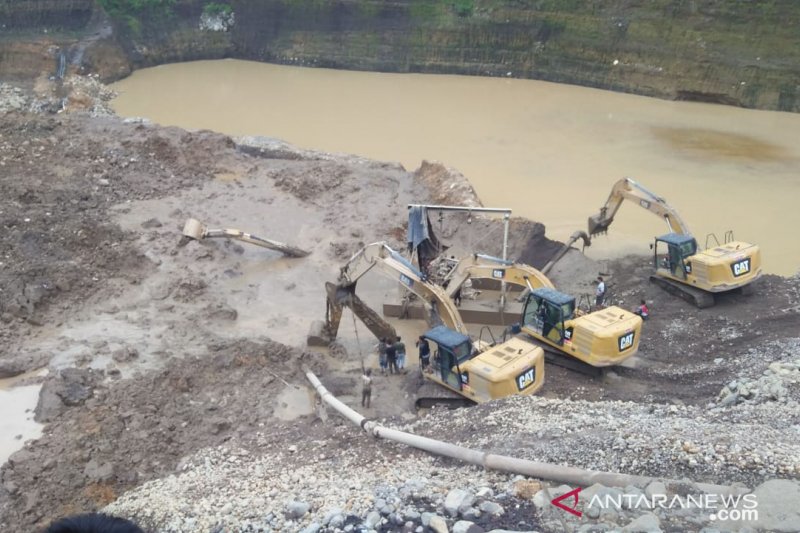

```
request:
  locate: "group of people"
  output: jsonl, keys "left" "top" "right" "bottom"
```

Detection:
{"left": 362, "top": 335, "right": 433, "bottom": 409}
{"left": 375, "top": 336, "right": 407, "bottom": 375}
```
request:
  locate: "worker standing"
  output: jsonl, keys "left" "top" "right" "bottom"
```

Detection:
{"left": 386, "top": 340, "right": 398, "bottom": 375}
{"left": 375, "top": 337, "right": 388, "bottom": 375}
{"left": 394, "top": 336, "right": 406, "bottom": 372}
{"left": 361, "top": 368, "right": 373, "bottom": 408}
{"left": 416, "top": 335, "right": 430, "bottom": 373}
{"left": 595, "top": 276, "right": 606, "bottom": 307}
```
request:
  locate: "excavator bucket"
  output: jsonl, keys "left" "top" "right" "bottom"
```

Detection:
{"left": 182, "top": 218, "right": 206, "bottom": 240}
{"left": 180, "top": 218, "right": 310, "bottom": 258}
{"left": 588, "top": 213, "right": 612, "bottom": 236}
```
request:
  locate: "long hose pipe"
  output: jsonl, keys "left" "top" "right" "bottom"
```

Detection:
{"left": 305, "top": 369, "right": 748, "bottom": 496}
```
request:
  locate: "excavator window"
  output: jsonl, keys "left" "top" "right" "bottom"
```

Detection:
{"left": 654, "top": 238, "right": 689, "bottom": 279}
{"left": 560, "top": 301, "right": 575, "bottom": 321}
{"left": 440, "top": 347, "right": 463, "bottom": 391}
{"left": 668, "top": 244, "right": 687, "bottom": 279}
{"left": 541, "top": 301, "right": 564, "bottom": 344}
{"left": 452, "top": 340, "right": 473, "bottom": 363}
{"left": 522, "top": 297, "right": 541, "bottom": 328}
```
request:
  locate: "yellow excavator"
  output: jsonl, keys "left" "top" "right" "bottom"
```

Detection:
{"left": 315, "top": 242, "right": 545, "bottom": 405}
{"left": 443, "top": 254, "right": 642, "bottom": 369}
{"left": 588, "top": 178, "right": 762, "bottom": 308}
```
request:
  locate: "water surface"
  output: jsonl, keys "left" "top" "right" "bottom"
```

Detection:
{"left": 111, "top": 60, "right": 800, "bottom": 275}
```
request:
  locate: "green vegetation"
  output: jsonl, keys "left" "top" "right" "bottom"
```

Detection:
{"left": 452, "top": 0, "right": 474, "bottom": 18}
{"left": 203, "top": 3, "right": 233, "bottom": 17}
{"left": 97, "top": 0, "right": 176, "bottom": 35}
{"left": 409, "top": 0, "right": 444, "bottom": 21}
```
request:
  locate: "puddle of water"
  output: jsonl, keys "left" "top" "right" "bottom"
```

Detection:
{"left": 0, "top": 367, "right": 48, "bottom": 390}
{"left": 273, "top": 385, "right": 315, "bottom": 420}
{"left": 0, "top": 371, "right": 47, "bottom": 465}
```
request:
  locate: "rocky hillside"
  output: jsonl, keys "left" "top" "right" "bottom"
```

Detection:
{"left": 1, "top": 0, "right": 799, "bottom": 111}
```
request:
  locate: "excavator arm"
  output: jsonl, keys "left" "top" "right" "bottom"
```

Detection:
{"left": 541, "top": 230, "right": 591, "bottom": 275}
{"left": 588, "top": 178, "right": 691, "bottom": 237}
{"left": 327, "top": 242, "right": 467, "bottom": 339}
{"left": 443, "top": 254, "right": 555, "bottom": 300}
{"left": 323, "top": 282, "right": 397, "bottom": 342}
{"left": 182, "top": 218, "right": 310, "bottom": 258}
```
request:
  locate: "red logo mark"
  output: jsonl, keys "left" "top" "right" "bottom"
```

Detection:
{"left": 551, "top": 487, "right": 583, "bottom": 517}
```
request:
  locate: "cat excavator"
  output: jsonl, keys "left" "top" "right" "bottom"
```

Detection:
{"left": 588, "top": 178, "right": 762, "bottom": 308}
{"left": 441, "top": 252, "right": 555, "bottom": 305}
{"left": 315, "top": 242, "right": 545, "bottom": 406}
{"left": 443, "top": 254, "right": 642, "bottom": 369}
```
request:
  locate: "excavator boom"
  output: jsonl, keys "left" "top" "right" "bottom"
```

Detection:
{"left": 443, "top": 253, "right": 555, "bottom": 300}
{"left": 323, "top": 282, "right": 397, "bottom": 341}
{"left": 541, "top": 230, "right": 592, "bottom": 275}
{"left": 182, "top": 218, "right": 310, "bottom": 258}
{"left": 337, "top": 242, "right": 467, "bottom": 334}
{"left": 588, "top": 178, "right": 690, "bottom": 237}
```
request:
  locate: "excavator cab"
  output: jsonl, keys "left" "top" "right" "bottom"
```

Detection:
{"left": 653, "top": 233, "right": 698, "bottom": 280}
{"left": 419, "top": 324, "right": 545, "bottom": 405}
{"left": 423, "top": 326, "right": 474, "bottom": 392}
{"left": 521, "top": 288, "right": 576, "bottom": 346}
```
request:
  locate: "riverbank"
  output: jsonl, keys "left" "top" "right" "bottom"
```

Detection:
{"left": 1, "top": 1, "right": 799, "bottom": 112}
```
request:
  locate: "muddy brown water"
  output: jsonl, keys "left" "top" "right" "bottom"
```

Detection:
{"left": 110, "top": 59, "right": 800, "bottom": 275}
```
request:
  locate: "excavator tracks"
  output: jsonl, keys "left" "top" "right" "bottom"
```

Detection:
{"left": 542, "top": 347, "right": 605, "bottom": 378}
{"left": 649, "top": 275, "right": 715, "bottom": 309}
{"left": 414, "top": 380, "right": 475, "bottom": 409}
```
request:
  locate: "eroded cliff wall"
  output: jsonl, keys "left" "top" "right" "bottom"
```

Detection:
{"left": 1, "top": 0, "right": 798, "bottom": 112}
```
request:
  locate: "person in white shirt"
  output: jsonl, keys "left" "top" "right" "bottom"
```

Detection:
{"left": 595, "top": 276, "right": 606, "bottom": 307}
{"left": 361, "top": 368, "right": 373, "bottom": 408}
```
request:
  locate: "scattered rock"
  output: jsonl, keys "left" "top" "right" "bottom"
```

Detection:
{"left": 478, "top": 501, "right": 504, "bottom": 517}
{"left": 747, "top": 479, "right": 800, "bottom": 532}
{"left": 453, "top": 520, "right": 484, "bottom": 533}
{"left": 112, "top": 346, "right": 139, "bottom": 363}
{"left": 445, "top": 488, "right": 471, "bottom": 517}
{"left": 83, "top": 460, "right": 115, "bottom": 483}
{"left": 621, "top": 512, "right": 662, "bottom": 533}
{"left": 141, "top": 218, "right": 163, "bottom": 228}
{"left": 285, "top": 500, "right": 311, "bottom": 519}
{"left": 429, "top": 515, "right": 449, "bottom": 533}
{"left": 645, "top": 481, "right": 667, "bottom": 498}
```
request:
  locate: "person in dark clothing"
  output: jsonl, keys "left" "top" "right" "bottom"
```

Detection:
{"left": 416, "top": 335, "right": 431, "bottom": 372}
{"left": 385, "top": 340, "right": 398, "bottom": 374}
{"left": 376, "top": 337, "right": 388, "bottom": 375}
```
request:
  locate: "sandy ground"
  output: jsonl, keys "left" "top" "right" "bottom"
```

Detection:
{"left": 0, "top": 83, "right": 798, "bottom": 532}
